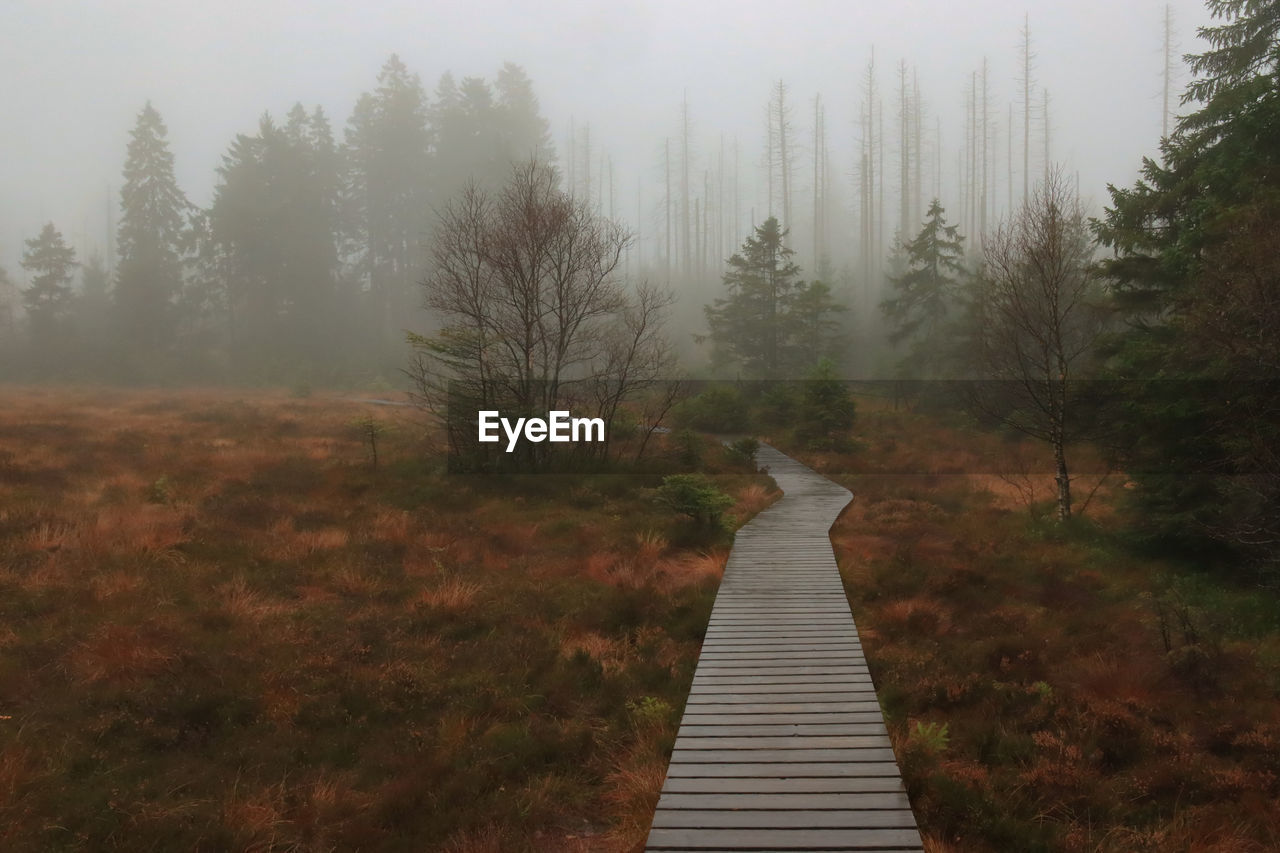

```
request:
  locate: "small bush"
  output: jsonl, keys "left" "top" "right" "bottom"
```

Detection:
{"left": 657, "top": 474, "right": 734, "bottom": 528}
{"left": 146, "top": 475, "right": 173, "bottom": 505}
{"left": 793, "top": 359, "right": 856, "bottom": 451}
{"left": 909, "top": 720, "right": 950, "bottom": 756}
{"left": 724, "top": 437, "right": 760, "bottom": 471}
{"left": 626, "top": 696, "right": 675, "bottom": 729}
{"left": 671, "top": 428, "right": 703, "bottom": 470}
{"left": 674, "top": 385, "right": 749, "bottom": 433}
{"left": 757, "top": 382, "right": 800, "bottom": 429}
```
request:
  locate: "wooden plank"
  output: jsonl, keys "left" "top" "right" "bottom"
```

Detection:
{"left": 660, "top": 776, "right": 906, "bottom": 794}
{"left": 688, "top": 687, "right": 877, "bottom": 698}
{"left": 697, "top": 647, "right": 866, "bottom": 657}
{"left": 691, "top": 664, "right": 871, "bottom": 673}
{"left": 679, "top": 703, "right": 884, "bottom": 715}
{"left": 699, "top": 643, "right": 865, "bottom": 650}
{"left": 675, "top": 732, "right": 896, "bottom": 742}
{"left": 651, "top": 810, "right": 919, "bottom": 829}
{"left": 680, "top": 712, "right": 887, "bottom": 725}
{"left": 686, "top": 691, "right": 876, "bottom": 704}
{"left": 687, "top": 693, "right": 879, "bottom": 706}
{"left": 691, "top": 666, "right": 870, "bottom": 681}
{"left": 677, "top": 724, "right": 888, "bottom": 737}
{"left": 646, "top": 828, "right": 925, "bottom": 849}
{"left": 645, "top": 444, "right": 921, "bottom": 852}
{"left": 654, "top": 791, "right": 912, "bottom": 811}
{"left": 663, "top": 761, "right": 905, "bottom": 778}
{"left": 669, "top": 748, "right": 898, "bottom": 764}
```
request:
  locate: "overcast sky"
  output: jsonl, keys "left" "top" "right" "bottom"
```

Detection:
{"left": 3, "top": 0, "right": 1214, "bottom": 277}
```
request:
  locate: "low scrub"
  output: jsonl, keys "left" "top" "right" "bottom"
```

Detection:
{"left": 789, "top": 399, "right": 1280, "bottom": 853}
{"left": 0, "top": 385, "right": 776, "bottom": 851}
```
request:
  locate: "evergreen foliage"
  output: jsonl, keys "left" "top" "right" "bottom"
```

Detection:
{"left": 115, "top": 102, "right": 189, "bottom": 356}
{"left": 657, "top": 473, "right": 734, "bottom": 527}
{"left": 794, "top": 359, "right": 857, "bottom": 451}
{"left": 704, "top": 216, "right": 846, "bottom": 378}
{"left": 1095, "top": 0, "right": 1280, "bottom": 570}
{"left": 204, "top": 107, "right": 343, "bottom": 377}
{"left": 0, "top": 265, "right": 18, "bottom": 342}
{"left": 21, "top": 222, "right": 77, "bottom": 344}
{"left": 881, "top": 200, "right": 966, "bottom": 377}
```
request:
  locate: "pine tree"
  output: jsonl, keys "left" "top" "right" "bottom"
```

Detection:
{"left": 880, "top": 200, "right": 965, "bottom": 377}
{"left": 115, "top": 102, "right": 189, "bottom": 353}
{"left": 21, "top": 222, "right": 78, "bottom": 343}
{"left": 207, "top": 107, "right": 343, "bottom": 374}
{"left": 344, "top": 55, "right": 432, "bottom": 349}
{"left": 0, "top": 265, "right": 18, "bottom": 344}
{"left": 494, "top": 62, "right": 554, "bottom": 165}
{"left": 1096, "top": 0, "right": 1280, "bottom": 569}
{"left": 75, "top": 252, "right": 112, "bottom": 353}
{"left": 704, "top": 216, "right": 845, "bottom": 378}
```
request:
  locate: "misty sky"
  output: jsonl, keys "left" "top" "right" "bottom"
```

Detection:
{"left": 4, "top": 0, "right": 1214, "bottom": 278}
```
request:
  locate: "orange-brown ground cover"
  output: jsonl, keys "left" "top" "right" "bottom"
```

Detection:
{"left": 792, "top": 400, "right": 1280, "bottom": 852}
{"left": 0, "top": 385, "right": 775, "bottom": 851}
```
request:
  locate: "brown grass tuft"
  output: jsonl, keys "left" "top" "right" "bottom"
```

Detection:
{"left": 71, "top": 624, "right": 177, "bottom": 686}
{"left": 418, "top": 577, "right": 483, "bottom": 609}
{"left": 880, "top": 596, "right": 952, "bottom": 638}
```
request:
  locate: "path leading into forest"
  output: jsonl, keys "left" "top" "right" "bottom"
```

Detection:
{"left": 644, "top": 444, "right": 924, "bottom": 852}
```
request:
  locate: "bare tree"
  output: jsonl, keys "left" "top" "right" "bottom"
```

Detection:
{"left": 972, "top": 167, "right": 1105, "bottom": 520}
{"left": 590, "top": 281, "right": 680, "bottom": 459}
{"left": 1162, "top": 4, "right": 1177, "bottom": 139}
{"left": 1019, "top": 14, "right": 1035, "bottom": 204}
{"left": 860, "top": 52, "right": 878, "bottom": 287}
{"left": 407, "top": 159, "right": 676, "bottom": 468}
{"left": 980, "top": 58, "right": 990, "bottom": 239}
{"left": 899, "top": 60, "right": 911, "bottom": 240}
{"left": 664, "top": 138, "right": 672, "bottom": 280}
{"left": 681, "top": 93, "right": 692, "bottom": 276}
{"left": 769, "top": 80, "right": 795, "bottom": 243}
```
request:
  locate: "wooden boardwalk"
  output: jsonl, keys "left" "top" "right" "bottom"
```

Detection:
{"left": 645, "top": 445, "right": 924, "bottom": 852}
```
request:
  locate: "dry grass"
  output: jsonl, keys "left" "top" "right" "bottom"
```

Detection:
{"left": 0, "top": 385, "right": 772, "bottom": 851}
{"left": 418, "top": 576, "right": 484, "bottom": 609}
{"left": 783, "top": 402, "right": 1280, "bottom": 853}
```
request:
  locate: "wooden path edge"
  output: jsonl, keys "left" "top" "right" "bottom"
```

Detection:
{"left": 644, "top": 444, "right": 925, "bottom": 853}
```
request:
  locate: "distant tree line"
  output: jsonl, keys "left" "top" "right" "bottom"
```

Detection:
{"left": 0, "top": 56, "right": 553, "bottom": 384}
{"left": 875, "top": 0, "right": 1280, "bottom": 575}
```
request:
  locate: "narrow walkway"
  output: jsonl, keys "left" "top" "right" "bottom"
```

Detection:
{"left": 645, "top": 445, "right": 924, "bottom": 852}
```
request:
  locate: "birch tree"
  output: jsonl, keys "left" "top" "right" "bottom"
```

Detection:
{"left": 971, "top": 168, "right": 1104, "bottom": 520}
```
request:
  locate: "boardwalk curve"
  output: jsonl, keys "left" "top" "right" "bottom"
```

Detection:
{"left": 645, "top": 444, "right": 924, "bottom": 852}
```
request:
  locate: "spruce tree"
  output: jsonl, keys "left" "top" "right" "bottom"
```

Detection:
{"left": 206, "top": 107, "right": 342, "bottom": 375}
{"left": 704, "top": 216, "right": 845, "bottom": 378}
{"left": 344, "top": 55, "right": 432, "bottom": 349}
{"left": 115, "top": 101, "right": 189, "bottom": 354}
{"left": 21, "top": 222, "right": 78, "bottom": 343}
{"left": 75, "top": 253, "right": 112, "bottom": 356}
{"left": 1095, "top": 0, "right": 1280, "bottom": 570}
{"left": 880, "top": 199, "right": 966, "bottom": 377}
{"left": 0, "top": 265, "right": 17, "bottom": 343}
{"left": 494, "top": 62, "right": 555, "bottom": 165}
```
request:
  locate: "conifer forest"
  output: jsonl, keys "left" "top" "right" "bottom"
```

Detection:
{"left": 3, "top": 1, "right": 1280, "bottom": 850}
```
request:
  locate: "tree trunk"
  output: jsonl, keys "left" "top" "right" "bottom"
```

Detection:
{"left": 1054, "top": 435, "right": 1071, "bottom": 521}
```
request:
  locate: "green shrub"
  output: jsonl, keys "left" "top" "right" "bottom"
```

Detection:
{"left": 657, "top": 474, "right": 734, "bottom": 527}
{"left": 674, "top": 384, "right": 749, "bottom": 433}
{"left": 146, "top": 475, "right": 173, "bottom": 505}
{"left": 757, "top": 382, "right": 800, "bottom": 428}
{"left": 909, "top": 720, "right": 950, "bottom": 756}
{"left": 724, "top": 437, "right": 761, "bottom": 471}
{"left": 794, "top": 359, "right": 856, "bottom": 451}
{"left": 671, "top": 428, "right": 703, "bottom": 470}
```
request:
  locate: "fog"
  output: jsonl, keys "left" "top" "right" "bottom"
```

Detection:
{"left": 5, "top": 0, "right": 1210, "bottom": 273}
